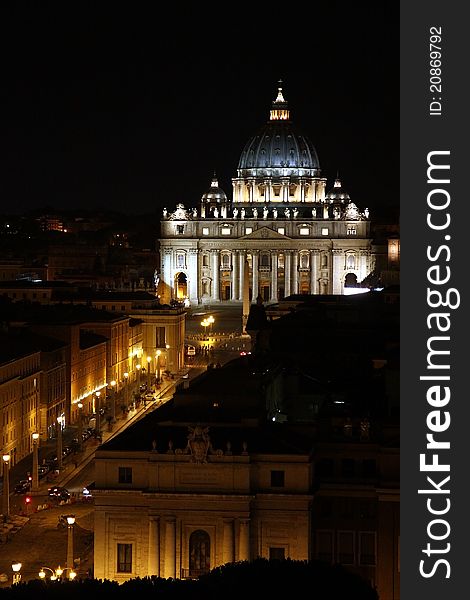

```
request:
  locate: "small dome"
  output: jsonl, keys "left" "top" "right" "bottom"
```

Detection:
{"left": 201, "top": 175, "right": 227, "bottom": 203}
{"left": 326, "top": 178, "right": 350, "bottom": 202}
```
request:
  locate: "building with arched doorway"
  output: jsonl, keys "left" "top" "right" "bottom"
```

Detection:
{"left": 158, "top": 85, "right": 373, "bottom": 306}
{"left": 93, "top": 356, "right": 313, "bottom": 581}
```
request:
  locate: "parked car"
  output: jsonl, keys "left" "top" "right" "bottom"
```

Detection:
{"left": 14, "top": 480, "right": 30, "bottom": 494}
{"left": 48, "top": 485, "right": 70, "bottom": 500}
{"left": 38, "top": 465, "right": 50, "bottom": 478}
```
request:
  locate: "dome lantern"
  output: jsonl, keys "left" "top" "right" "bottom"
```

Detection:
{"left": 270, "top": 80, "right": 290, "bottom": 121}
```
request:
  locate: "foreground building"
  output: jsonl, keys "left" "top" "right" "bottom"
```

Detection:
{"left": 93, "top": 358, "right": 313, "bottom": 581}
{"left": 159, "top": 85, "right": 372, "bottom": 305}
{"left": 93, "top": 351, "right": 399, "bottom": 599}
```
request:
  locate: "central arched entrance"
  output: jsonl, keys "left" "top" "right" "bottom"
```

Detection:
{"left": 174, "top": 272, "right": 188, "bottom": 299}
{"left": 344, "top": 272, "right": 358, "bottom": 288}
{"left": 189, "top": 529, "right": 211, "bottom": 577}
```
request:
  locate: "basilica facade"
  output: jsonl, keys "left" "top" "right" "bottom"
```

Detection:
{"left": 158, "top": 86, "right": 373, "bottom": 306}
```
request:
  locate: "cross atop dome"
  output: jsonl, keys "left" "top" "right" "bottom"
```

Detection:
{"left": 270, "top": 80, "right": 290, "bottom": 121}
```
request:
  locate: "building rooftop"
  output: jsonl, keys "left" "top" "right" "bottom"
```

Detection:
{"left": 0, "top": 329, "right": 67, "bottom": 365}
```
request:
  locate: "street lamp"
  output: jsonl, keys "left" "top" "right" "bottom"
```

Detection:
{"left": 156, "top": 350, "right": 161, "bottom": 384}
{"left": 123, "top": 372, "right": 129, "bottom": 410}
{"left": 2, "top": 454, "right": 10, "bottom": 521}
{"left": 66, "top": 514, "right": 75, "bottom": 570}
{"left": 201, "top": 318, "right": 209, "bottom": 339}
{"left": 77, "top": 402, "right": 83, "bottom": 452}
{"left": 39, "top": 565, "right": 76, "bottom": 581}
{"left": 146, "top": 356, "right": 151, "bottom": 389}
{"left": 136, "top": 363, "right": 141, "bottom": 388}
{"left": 56, "top": 416, "right": 63, "bottom": 470}
{"left": 95, "top": 391, "right": 101, "bottom": 437}
{"left": 11, "top": 561, "right": 22, "bottom": 585}
{"left": 110, "top": 380, "right": 116, "bottom": 422}
{"left": 32, "top": 432, "right": 40, "bottom": 492}
{"left": 208, "top": 315, "right": 215, "bottom": 335}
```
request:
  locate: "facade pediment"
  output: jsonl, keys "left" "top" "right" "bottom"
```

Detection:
{"left": 239, "top": 226, "right": 292, "bottom": 241}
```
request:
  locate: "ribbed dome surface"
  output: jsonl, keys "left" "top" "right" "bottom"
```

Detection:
{"left": 238, "top": 121, "right": 320, "bottom": 173}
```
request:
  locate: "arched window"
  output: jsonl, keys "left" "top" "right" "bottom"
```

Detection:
{"left": 347, "top": 255, "right": 355, "bottom": 270}
{"left": 260, "top": 253, "right": 270, "bottom": 267}
{"left": 321, "top": 254, "right": 328, "bottom": 268}
{"left": 278, "top": 253, "right": 285, "bottom": 269}
{"left": 202, "top": 254, "right": 209, "bottom": 267}
{"left": 300, "top": 253, "right": 309, "bottom": 268}
{"left": 221, "top": 253, "right": 230, "bottom": 268}
{"left": 176, "top": 253, "right": 186, "bottom": 268}
{"left": 189, "top": 530, "right": 211, "bottom": 577}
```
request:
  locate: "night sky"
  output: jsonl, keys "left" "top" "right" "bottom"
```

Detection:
{"left": 1, "top": 3, "right": 398, "bottom": 219}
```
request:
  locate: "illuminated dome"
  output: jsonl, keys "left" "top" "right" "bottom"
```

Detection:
{"left": 325, "top": 177, "right": 351, "bottom": 203}
{"left": 201, "top": 174, "right": 227, "bottom": 203}
{"left": 237, "top": 84, "right": 320, "bottom": 178}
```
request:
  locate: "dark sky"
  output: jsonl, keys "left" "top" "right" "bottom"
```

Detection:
{"left": 1, "top": 3, "right": 398, "bottom": 219}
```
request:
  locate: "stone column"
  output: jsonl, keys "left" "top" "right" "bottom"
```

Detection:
{"left": 164, "top": 519, "right": 176, "bottom": 579}
{"left": 188, "top": 249, "right": 198, "bottom": 304}
{"left": 281, "top": 178, "right": 289, "bottom": 203}
{"left": 249, "top": 180, "right": 255, "bottom": 203}
{"left": 252, "top": 251, "right": 259, "bottom": 300}
{"left": 148, "top": 517, "right": 160, "bottom": 576}
{"left": 197, "top": 249, "right": 203, "bottom": 302}
{"left": 239, "top": 520, "right": 250, "bottom": 561}
{"left": 162, "top": 249, "right": 173, "bottom": 303}
{"left": 292, "top": 252, "right": 299, "bottom": 295}
{"left": 270, "top": 252, "right": 278, "bottom": 302}
{"left": 232, "top": 251, "right": 239, "bottom": 300}
{"left": 284, "top": 251, "right": 292, "bottom": 297}
{"left": 359, "top": 250, "right": 370, "bottom": 283}
{"left": 211, "top": 250, "right": 220, "bottom": 302}
{"left": 310, "top": 249, "right": 319, "bottom": 295}
{"left": 263, "top": 179, "right": 270, "bottom": 203}
{"left": 239, "top": 251, "right": 245, "bottom": 301}
{"left": 300, "top": 179, "right": 305, "bottom": 202}
{"left": 332, "top": 249, "right": 344, "bottom": 294}
{"left": 223, "top": 520, "right": 235, "bottom": 564}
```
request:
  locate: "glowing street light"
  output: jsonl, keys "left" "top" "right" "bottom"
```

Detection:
{"left": 11, "top": 561, "right": 22, "bottom": 585}
{"left": 123, "top": 372, "right": 129, "bottom": 411}
{"left": 77, "top": 402, "right": 83, "bottom": 452}
{"left": 201, "top": 319, "right": 209, "bottom": 339}
{"left": 110, "top": 380, "right": 117, "bottom": 422}
{"left": 146, "top": 356, "right": 151, "bottom": 389}
{"left": 39, "top": 565, "right": 76, "bottom": 581}
{"left": 56, "top": 416, "right": 63, "bottom": 470}
{"left": 207, "top": 315, "right": 215, "bottom": 335}
{"left": 2, "top": 454, "right": 11, "bottom": 520}
{"left": 66, "top": 515, "right": 75, "bottom": 570}
{"left": 95, "top": 391, "right": 101, "bottom": 437}
{"left": 156, "top": 350, "right": 162, "bottom": 384}
{"left": 32, "top": 432, "right": 40, "bottom": 492}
